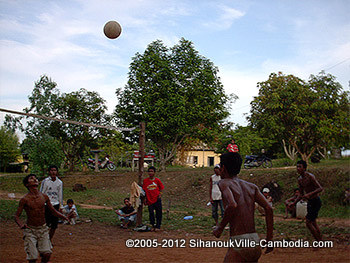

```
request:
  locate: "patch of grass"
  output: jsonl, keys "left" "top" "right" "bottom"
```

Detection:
{"left": 1, "top": 158, "right": 349, "bottom": 239}
{"left": 77, "top": 206, "right": 118, "bottom": 225}
{"left": 0, "top": 199, "right": 24, "bottom": 221}
{"left": 272, "top": 158, "right": 296, "bottom": 168}
{"left": 318, "top": 205, "right": 350, "bottom": 218}
{"left": 63, "top": 189, "right": 125, "bottom": 208}
{"left": 0, "top": 174, "right": 28, "bottom": 194}
{"left": 162, "top": 212, "right": 213, "bottom": 234}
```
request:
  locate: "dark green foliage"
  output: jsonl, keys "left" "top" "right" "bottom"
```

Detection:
{"left": 0, "top": 126, "right": 20, "bottom": 172}
{"left": 4, "top": 75, "right": 112, "bottom": 171}
{"left": 21, "top": 134, "right": 64, "bottom": 176}
{"left": 249, "top": 71, "right": 349, "bottom": 162}
{"left": 115, "top": 38, "right": 234, "bottom": 169}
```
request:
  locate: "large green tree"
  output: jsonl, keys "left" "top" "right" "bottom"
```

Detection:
{"left": 5, "top": 75, "right": 111, "bottom": 171}
{"left": 21, "top": 134, "right": 65, "bottom": 175}
{"left": 115, "top": 38, "right": 234, "bottom": 170}
{"left": 248, "top": 71, "right": 349, "bottom": 162}
{"left": 0, "top": 126, "right": 21, "bottom": 172}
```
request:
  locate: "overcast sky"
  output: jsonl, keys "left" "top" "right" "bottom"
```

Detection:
{"left": 1, "top": 0, "right": 349, "bottom": 133}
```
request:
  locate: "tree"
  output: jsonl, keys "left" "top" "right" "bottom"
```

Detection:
{"left": 96, "top": 130, "right": 136, "bottom": 167}
{"left": 115, "top": 38, "right": 234, "bottom": 170}
{"left": 248, "top": 71, "right": 349, "bottom": 162}
{"left": 307, "top": 72, "right": 350, "bottom": 158}
{"left": 5, "top": 75, "right": 111, "bottom": 171}
{"left": 0, "top": 126, "right": 20, "bottom": 172}
{"left": 21, "top": 134, "right": 65, "bottom": 175}
{"left": 213, "top": 124, "right": 274, "bottom": 158}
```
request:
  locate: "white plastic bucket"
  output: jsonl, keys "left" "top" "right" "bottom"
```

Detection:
{"left": 296, "top": 200, "right": 308, "bottom": 219}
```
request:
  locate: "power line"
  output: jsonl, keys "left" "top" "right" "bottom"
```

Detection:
{"left": 323, "top": 58, "right": 350, "bottom": 71}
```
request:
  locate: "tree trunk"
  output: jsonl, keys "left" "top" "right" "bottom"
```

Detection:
{"left": 317, "top": 147, "right": 327, "bottom": 159}
{"left": 290, "top": 140, "right": 316, "bottom": 165}
{"left": 158, "top": 148, "right": 167, "bottom": 171}
{"left": 331, "top": 148, "right": 342, "bottom": 159}
{"left": 68, "top": 155, "right": 75, "bottom": 172}
{"left": 282, "top": 139, "right": 297, "bottom": 161}
{"left": 136, "top": 122, "right": 145, "bottom": 226}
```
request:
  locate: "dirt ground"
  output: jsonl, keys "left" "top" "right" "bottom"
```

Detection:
{"left": 1, "top": 169, "right": 349, "bottom": 262}
{"left": 1, "top": 220, "right": 349, "bottom": 263}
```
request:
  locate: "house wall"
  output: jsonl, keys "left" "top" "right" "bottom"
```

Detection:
{"left": 179, "top": 150, "right": 220, "bottom": 167}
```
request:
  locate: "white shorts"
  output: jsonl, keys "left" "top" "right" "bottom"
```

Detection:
{"left": 23, "top": 224, "right": 52, "bottom": 260}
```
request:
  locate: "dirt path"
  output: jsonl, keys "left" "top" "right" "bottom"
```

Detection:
{"left": 1, "top": 221, "right": 349, "bottom": 263}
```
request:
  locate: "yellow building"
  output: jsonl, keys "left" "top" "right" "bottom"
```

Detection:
{"left": 175, "top": 145, "right": 220, "bottom": 168}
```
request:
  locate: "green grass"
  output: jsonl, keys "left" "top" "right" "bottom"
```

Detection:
{"left": 0, "top": 174, "right": 28, "bottom": 194}
{"left": 0, "top": 199, "right": 23, "bottom": 221}
{"left": 1, "top": 198, "right": 349, "bottom": 241}
{"left": 62, "top": 188, "right": 125, "bottom": 208}
{"left": 1, "top": 158, "right": 349, "bottom": 239}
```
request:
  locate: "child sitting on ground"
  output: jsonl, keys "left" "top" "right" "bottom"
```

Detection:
{"left": 284, "top": 188, "right": 300, "bottom": 218}
{"left": 256, "top": 188, "right": 273, "bottom": 215}
{"left": 63, "top": 199, "right": 79, "bottom": 225}
{"left": 115, "top": 198, "right": 137, "bottom": 229}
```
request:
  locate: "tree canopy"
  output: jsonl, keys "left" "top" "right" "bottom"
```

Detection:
{"left": 5, "top": 75, "right": 112, "bottom": 171}
{"left": 115, "top": 38, "right": 235, "bottom": 169}
{"left": 248, "top": 71, "right": 349, "bottom": 162}
{"left": 21, "top": 134, "right": 65, "bottom": 175}
{"left": 0, "top": 126, "right": 20, "bottom": 172}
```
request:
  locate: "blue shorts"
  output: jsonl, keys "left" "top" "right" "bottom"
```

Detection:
{"left": 117, "top": 210, "right": 136, "bottom": 222}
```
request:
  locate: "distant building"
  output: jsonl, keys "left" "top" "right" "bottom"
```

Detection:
{"left": 174, "top": 144, "right": 220, "bottom": 168}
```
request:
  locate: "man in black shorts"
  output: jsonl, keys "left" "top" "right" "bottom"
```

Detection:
{"left": 291, "top": 160, "right": 323, "bottom": 241}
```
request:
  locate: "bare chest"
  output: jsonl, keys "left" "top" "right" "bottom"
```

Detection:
{"left": 25, "top": 195, "right": 46, "bottom": 211}
{"left": 298, "top": 176, "right": 316, "bottom": 193}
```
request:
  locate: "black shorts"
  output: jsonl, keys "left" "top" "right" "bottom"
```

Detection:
{"left": 306, "top": 197, "right": 321, "bottom": 221}
{"left": 45, "top": 204, "right": 60, "bottom": 229}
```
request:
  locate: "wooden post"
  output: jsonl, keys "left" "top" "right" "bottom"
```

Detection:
{"left": 94, "top": 152, "right": 99, "bottom": 172}
{"left": 91, "top": 150, "right": 103, "bottom": 172}
{"left": 136, "top": 122, "right": 145, "bottom": 226}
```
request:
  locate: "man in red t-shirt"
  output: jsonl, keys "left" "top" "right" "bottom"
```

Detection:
{"left": 143, "top": 166, "right": 164, "bottom": 231}
{"left": 227, "top": 139, "right": 239, "bottom": 153}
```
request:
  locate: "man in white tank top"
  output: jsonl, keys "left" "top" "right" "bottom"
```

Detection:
{"left": 209, "top": 164, "right": 224, "bottom": 227}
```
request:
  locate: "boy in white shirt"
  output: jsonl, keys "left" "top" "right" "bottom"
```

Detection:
{"left": 40, "top": 165, "right": 63, "bottom": 241}
{"left": 209, "top": 164, "right": 224, "bottom": 227}
{"left": 63, "top": 199, "right": 79, "bottom": 225}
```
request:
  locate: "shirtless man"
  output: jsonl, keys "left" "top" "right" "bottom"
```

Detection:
{"left": 213, "top": 152, "right": 273, "bottom": 262}
{"left": 15, "top": 174, "right": 68, "bottom": 263}
{"left": 291, "top": 160, "right": 323, "bottom": 241}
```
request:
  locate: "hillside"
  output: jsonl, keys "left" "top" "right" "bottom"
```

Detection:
{"left": 56, "top": 161, "right": 349, "bottom": 219}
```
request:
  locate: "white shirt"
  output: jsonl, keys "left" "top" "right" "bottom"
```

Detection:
{"left": 63, "top": 204, "right": 79, "bottom": 218}
{"left": 40, "top": 176, "right": 63, "bottom": 207}
{"left": 211, "top": 174, "right": 222, "bottom": 200}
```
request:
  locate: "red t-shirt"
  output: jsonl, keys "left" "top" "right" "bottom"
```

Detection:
{"left": 143, "top": 177, "right": 164, "bottom": 205}
{"left": 227, "top": 143, "right": 239, "bottom": 153}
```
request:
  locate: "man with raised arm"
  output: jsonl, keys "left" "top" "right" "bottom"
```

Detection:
{"left": 213, "top": 152, "right": 273, "bottom": 262}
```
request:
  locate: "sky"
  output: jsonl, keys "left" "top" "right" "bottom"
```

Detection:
{"left": 0, "top": 0, "right": 349, "bottom": 137}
